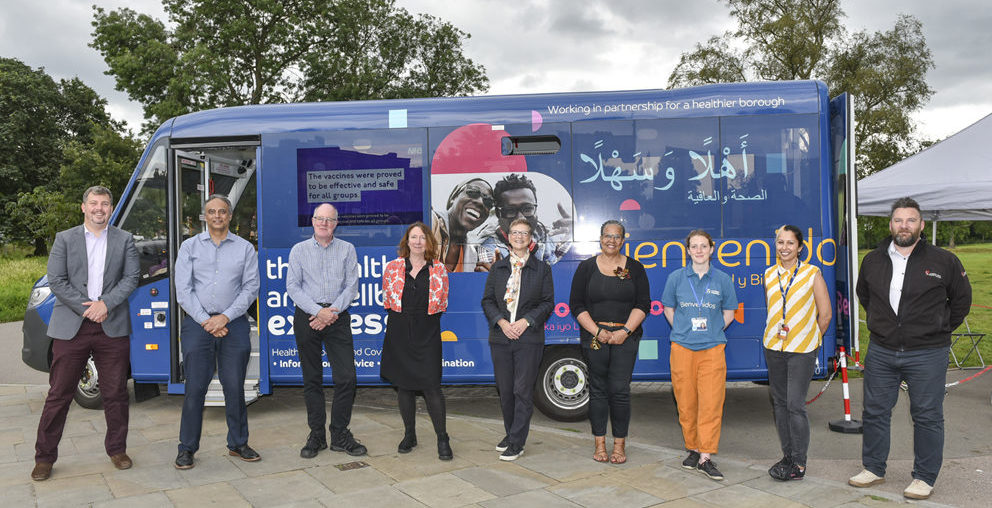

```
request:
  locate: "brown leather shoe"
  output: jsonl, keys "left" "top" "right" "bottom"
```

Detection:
{"left": 110, "top": 453, "right": 133, "bottom": 470}
{"left": 31, "top": 462, "right": 53, "bottom": 481}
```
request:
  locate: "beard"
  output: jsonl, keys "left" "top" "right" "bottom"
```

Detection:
{"left": 892, "top": 230, "right": 920, "bottom": 247}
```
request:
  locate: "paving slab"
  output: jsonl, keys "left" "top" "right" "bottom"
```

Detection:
{"left": 93, "top": 491, "right": 174, "bottom": 508}
{"left": 479, "top": 489, "right": 585, "bottom": 508}
{"left": 513, "top": 447, "right": 614, "bottom": 482}
{"left": 452, "top": 464, "right": 553, "bottom": 497}
{"left": 230, "top": 469, "right": 334, "bottom": 506}
{"left": 306, "top": 462, "right": 395, "bottom": 494}
{"left": 394, "top": 471, "right": 497, "bottom": 507}
{"left": 33, "top": 472, "right": 114, "bottom": 508}
{"left": 319, "top": 484, "right": 426, "bottom": 508}
{"left": 104, "top": 462, "right": 189, "bottom": 498}
{"left": 165, "top": 481, "right": 251, "bottom": 507}
{"left": 690, "top": 483, "right": 809, "bottom": 508}
{"left": 548, "top": 476, "right": 665, "bottom": 508}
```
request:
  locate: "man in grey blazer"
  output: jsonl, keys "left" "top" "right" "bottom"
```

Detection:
{"left": 32, "top": 186, "right": 140, "bottom": 481}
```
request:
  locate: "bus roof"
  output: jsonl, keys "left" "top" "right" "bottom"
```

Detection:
{"left": 163, "top": 80, "right": 827, "bottom": 140}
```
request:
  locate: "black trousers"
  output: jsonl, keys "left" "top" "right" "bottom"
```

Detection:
{"left": 490, "top": 341, "right": 544, "bottom": 447}
{"left": 294, "top": 307, "right": 356, "bottom": 440}
{"left": 582, "top": 332, "right": 640, "bottom": 437}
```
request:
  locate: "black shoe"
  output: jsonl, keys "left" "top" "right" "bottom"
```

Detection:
{"left": 175, "top": 450, "right": 194, "bottom": 470}
{"left": 768, "top": 456, "right": 792, "bottom": 480}
{"left": 437, "top": 432, "right": 453, "bottom": 461}
{"left": 495, "top": 436, "right": 510, "bottom": 452}
{"left": 682, "top": 450, "right": 701, "bottom": 470}
{"left": 300, "top": 434, "right": 327, "bottom": 459}
{"left": 398, "top": 432, "right": 417, "bottom": 454}
{"left": 499, "top": 444, "right": 523, "bottom": 461}
{"left": 697, "top": 458, "right": 724, "bottom": 481}
{"left": 780, "top": 463, "right": 805, "bottom": 481}
{"left": 229, "top": 444, "right": 261, "bottom": 462}
{"left": 330, "top": 429, "right": 368, "bottom": 456}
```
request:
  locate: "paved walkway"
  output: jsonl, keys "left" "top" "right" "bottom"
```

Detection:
{"left": 0, "top": 384, "right": 951, "bottom": 508}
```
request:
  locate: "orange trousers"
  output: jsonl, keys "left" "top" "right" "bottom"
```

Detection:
{"left": 670, "top": 342, "right": 727, "bottom": 454}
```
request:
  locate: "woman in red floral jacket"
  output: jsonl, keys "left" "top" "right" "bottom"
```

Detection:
{"left": 380, "top": 222, "right": 451, "bottom": 459}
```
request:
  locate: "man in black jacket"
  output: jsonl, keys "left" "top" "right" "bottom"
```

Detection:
{"left": 848, "top": 197, "right": 971, "bottom": 500}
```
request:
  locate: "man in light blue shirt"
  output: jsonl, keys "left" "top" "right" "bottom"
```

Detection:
{"left": 286, "top": 203, "right": 364, "bottom": 458}
{"left": 174, "top": 194, "right": 260, "bottom": 469}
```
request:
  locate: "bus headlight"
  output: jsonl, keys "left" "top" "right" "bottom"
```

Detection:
{"left": 27, "top": 287, "right": 51, "bottom": 309}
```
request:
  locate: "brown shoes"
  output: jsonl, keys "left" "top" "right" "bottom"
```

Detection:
{"left": 31, "top": 462, "right": 53, "bottom": 481}
{"left": 110, "top": 453, "right": 133, "bottom": 470}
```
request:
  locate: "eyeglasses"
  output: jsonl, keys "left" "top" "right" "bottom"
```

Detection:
{"left": 497, "top": 204, "right": 537, "bottom": 219}
{"left": 313, "top": 216, "right": 338, "bottom": 224}
{"left": 508, "top": 230, "right": 531, "bottom": 237}
{"left": 463, "top": 185, "right": 494, "bottom": 209}
{"left": 602, "top": 234, "right": 623, "bottom": 241}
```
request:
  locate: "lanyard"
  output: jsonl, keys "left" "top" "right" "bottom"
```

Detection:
{"left": 776, "top": 261, "right": 800, "bottom": 323}
{"left": 687, "top": 268, "right": 711, "bottom": 317}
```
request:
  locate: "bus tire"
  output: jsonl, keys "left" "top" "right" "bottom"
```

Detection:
{"left": 73, "top": 356, "right": 103, "bottom": 410}
{"left": 534, "top": 347, "right": 589, "bottom": 422}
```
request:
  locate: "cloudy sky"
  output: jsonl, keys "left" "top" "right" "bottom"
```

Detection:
{"left": 3, "top": 0, "right": 990, "bottom": 142}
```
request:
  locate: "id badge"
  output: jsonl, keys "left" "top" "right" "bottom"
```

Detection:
{"left": 691, "top": 317, "right": 708, "bottom": 331}
{"left": 778, "top": 324, "right": 790, "bottom": 339}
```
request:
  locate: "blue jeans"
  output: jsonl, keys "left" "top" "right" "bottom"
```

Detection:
{"left": 178, "top": 315, "right": 251, "bottom": 453}
{"left": 862, "top": 342, "right": 948, "bottom": 485}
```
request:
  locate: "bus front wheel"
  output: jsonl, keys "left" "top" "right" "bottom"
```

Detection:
{"left": 534, "top": 347, "right": 589, "bottom": 422}
{"left": 73, "top": 356, "right": 103, "bottom": 410}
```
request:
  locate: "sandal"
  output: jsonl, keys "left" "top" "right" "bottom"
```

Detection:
{"left": 593, "top": 436, "right": 608, "bottom": 463}
{"left": 610, "top": 437, "right": 626, "bottom": 464}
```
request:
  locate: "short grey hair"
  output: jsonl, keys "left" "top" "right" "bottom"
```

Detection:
{"left": 205, "top": 194, "right": 232, "bottom": 211}
{"left": 82, "top": 185, "right": 113, "bottom": 204}
{"left": 890, "top": 196, "right": 921, "bottom": 217}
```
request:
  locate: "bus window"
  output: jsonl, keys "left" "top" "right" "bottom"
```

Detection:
{"left": 722, "top": 114, "right": 820, "bottom": 237}
{"left": 571, "top": 118, "right": 721, "bottom": 246}
{"left": 116, "top": 142, "right": 169, "bottom": 284}
{"left": 428, "top": 122, "right": 572, "bottom": 273}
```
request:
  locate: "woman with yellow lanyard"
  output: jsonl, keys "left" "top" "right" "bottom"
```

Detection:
{"left": 763, "top": 225, "right": 832, "bottom": 481}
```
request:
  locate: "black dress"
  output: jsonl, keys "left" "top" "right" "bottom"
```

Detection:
{"left": 380, "top": 259, "right": 442, "bottom": 390}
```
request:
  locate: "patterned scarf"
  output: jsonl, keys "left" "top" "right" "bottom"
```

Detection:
{"left": 504, "top": 252, "right": 527, "bottom": 322}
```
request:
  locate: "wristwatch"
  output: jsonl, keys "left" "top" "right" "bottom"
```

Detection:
{"left": 621, "top": 326, "right": 632, "bottom": 335}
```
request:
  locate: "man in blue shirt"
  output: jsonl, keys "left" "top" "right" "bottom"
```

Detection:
{"left": 174, "top": 195, "right": 260, "bottom": 469}
{"left": 286, "top": 203, "right": 365, "bottom": 458}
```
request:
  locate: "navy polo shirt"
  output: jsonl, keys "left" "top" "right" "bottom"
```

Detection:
{"left": 661, "top": 266, "right": 738, "bottom": 350}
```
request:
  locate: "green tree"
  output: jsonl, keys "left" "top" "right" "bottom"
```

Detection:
{"left": 667, "top": 0, "right": 935, "bottom": 179}
{"left": 91, "top": 0, "right": 489, "bottom": 132}
{"left": 0, "top": 58, "right": 138, "bottom": 255}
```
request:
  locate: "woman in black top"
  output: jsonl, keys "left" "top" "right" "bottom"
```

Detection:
{"left": 569, "top": 220, "right": 650, "bottom": 464}
{"left": 380, "top": 223, "right": 452, "bottom": 460}
{"left": 481, "top": 218, "right": 555, "bottom": 461}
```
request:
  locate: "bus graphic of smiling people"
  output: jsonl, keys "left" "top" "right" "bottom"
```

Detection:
{"left": 22, "top": 81, "right": 858, "bottom": 421}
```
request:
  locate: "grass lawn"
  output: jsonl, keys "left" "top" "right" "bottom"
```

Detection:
{"left": 855, "top": 243, "right": 992, "bottom": 369}
{"left": 0, "top": 246, "right": 47, "bottom": 323}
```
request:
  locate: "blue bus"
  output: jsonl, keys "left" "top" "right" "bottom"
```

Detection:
{"left": 22, "top": 80, "right": 858, "bottom": 421}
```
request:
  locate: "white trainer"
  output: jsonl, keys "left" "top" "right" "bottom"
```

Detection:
{"left": 848, "top": 469, "right": 885, "bottom": 488}
{"left": 903, "top": 479, "right": 933, "bottom": 500}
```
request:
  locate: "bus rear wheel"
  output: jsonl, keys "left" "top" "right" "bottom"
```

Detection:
{"left": 534, "top": 347, "right": 589, "bottom": 422}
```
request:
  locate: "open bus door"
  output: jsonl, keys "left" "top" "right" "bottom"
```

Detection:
{"left": 166, "top": 139, "right": 261, "bottom": 405}
{"left": 829, "top": 93, "right": 859, "bottom": 364}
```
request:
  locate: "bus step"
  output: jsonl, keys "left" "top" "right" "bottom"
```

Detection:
{"left": 203, "top": 378, "right": 260, "bottom": 407}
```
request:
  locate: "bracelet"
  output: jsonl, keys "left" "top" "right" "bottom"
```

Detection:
{"left": 595, "top": 327, "right": 603, "bottom": 338}
{"left": 622, "top": 326, "right": 632, "bottom": 335}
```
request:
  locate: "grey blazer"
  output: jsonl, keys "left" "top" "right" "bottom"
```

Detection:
{"left": 47, "top": 225, "right": 140, "bottom": 340}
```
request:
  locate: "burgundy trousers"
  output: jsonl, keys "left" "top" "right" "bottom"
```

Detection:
{"left": 35, "top": 320, "right": 130, "bottom": 463}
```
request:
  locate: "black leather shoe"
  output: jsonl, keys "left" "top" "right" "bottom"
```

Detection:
{"left": 398, "top": 432, "right": 417, "bottom": 453}
{"left": 437, "top": 432, "right": 452, "bottom": 461}
{"left": 300, "top": 435, "right": 327, "bottom": 459}
{"left": 229, "top": 444, "right": 261, "bottom": 462}
{"left": 175, "top": 450, "right": 194, "bottom": 470}
{"left": 330, "top": 429, "right": 368, "bottom": 456}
